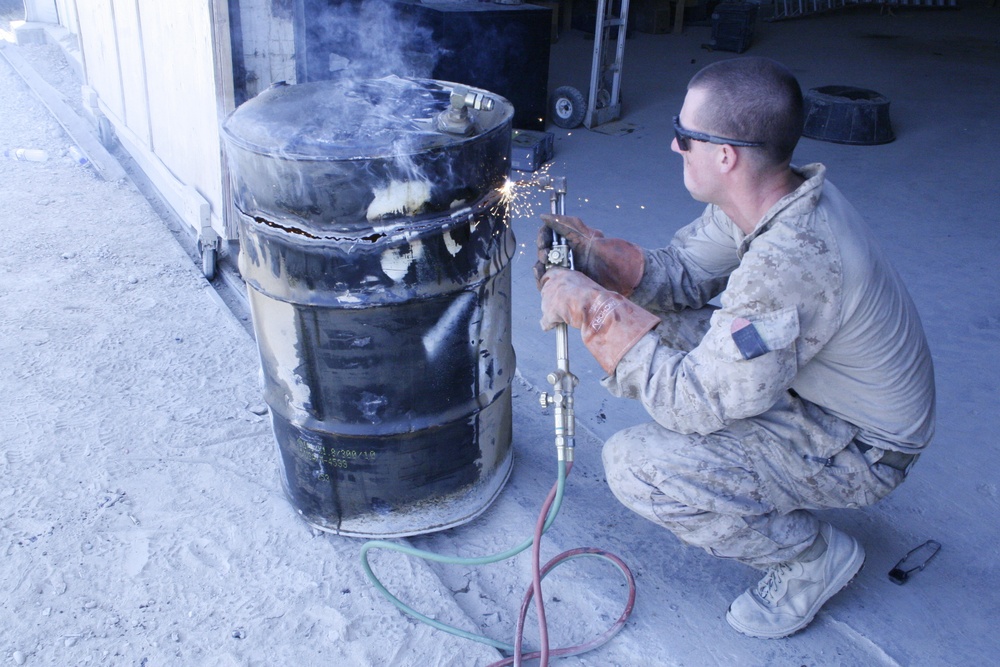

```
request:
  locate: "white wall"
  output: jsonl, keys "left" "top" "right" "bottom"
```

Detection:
{"left": 237, "top": 0, "right": 296, "bottom": 98}
{"left": 24, "top": 0, "right": 57, "bottom": 23}
{"left": 25, "top": 0, "right": 237, "bottom": 243}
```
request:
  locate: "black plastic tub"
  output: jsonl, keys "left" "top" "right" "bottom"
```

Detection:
{"left": 803, "top": 85, "right": 895, "bottom": 145}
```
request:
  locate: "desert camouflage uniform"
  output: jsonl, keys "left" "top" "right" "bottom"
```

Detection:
{"left": 601, "top": 164, "right": 935, "bottom": 568}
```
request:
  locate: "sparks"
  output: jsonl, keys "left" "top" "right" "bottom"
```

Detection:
{"left": 499, "top": 177, "right": 517, "bottom": 207}
{"left": 488, "top": 177, "right": 518, "bottom": 223}
{"left": 492, "top": 162, "right": 555, "bottom": 222}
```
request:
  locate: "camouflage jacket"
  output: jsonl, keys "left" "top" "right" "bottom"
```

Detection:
{"left": 604, "top": 164, "right": 935, "bottom": 453}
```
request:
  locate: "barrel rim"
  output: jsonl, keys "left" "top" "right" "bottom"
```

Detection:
{"left": 221, "top": 76, "right": 515, "bottom": 161}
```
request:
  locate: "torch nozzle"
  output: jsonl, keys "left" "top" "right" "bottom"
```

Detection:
{"left": 536, "top": 175, "right": 567, "bottom": 195}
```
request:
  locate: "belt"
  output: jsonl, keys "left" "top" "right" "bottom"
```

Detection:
{"left": 856, "top": 442, "right": 918, "bottom": 472}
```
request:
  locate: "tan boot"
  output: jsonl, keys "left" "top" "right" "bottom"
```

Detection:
{"left": 726, "top": 522, "right": 865, "bottom": 639}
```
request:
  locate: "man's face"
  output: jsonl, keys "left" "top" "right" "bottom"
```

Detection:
{"left": 671, "top": 87, "right": 720, "bottom": 204}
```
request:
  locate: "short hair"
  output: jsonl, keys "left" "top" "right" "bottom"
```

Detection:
{"left": 688, "top": 57, "right": 804, "bottom": 166}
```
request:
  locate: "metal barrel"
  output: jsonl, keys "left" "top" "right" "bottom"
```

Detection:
{"left": 222, "top": 77, "right": 515, "bottom": 537}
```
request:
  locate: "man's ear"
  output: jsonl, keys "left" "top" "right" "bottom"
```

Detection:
{"left": 717, "top": 144, "right": 738, "bottom": 174}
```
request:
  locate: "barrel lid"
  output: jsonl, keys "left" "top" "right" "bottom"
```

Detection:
{"left": 222, "top": 76, "right": 513, "bottom": 160}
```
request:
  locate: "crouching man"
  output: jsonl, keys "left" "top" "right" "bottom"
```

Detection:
{"left": 536, "top": 57, "right": 935, "bottom": 638}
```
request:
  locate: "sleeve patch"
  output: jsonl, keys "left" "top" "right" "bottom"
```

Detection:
{"left": 731, "top": 318, "right": 770, "bottom": 360}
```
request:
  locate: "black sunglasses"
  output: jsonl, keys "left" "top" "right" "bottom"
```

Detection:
{"left": 673, "top": 115, "right": 763, "bottom": 151}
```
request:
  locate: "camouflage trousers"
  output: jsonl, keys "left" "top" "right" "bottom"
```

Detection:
{"left": 602, "top": 307, "right": 909, "bottom": 569}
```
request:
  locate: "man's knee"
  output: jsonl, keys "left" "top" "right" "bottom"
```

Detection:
{"left": 602, "top": 428, "right": 722, "bottom": 540}
{"left": 602, "top": 426, "right": 640, "bottom": 505}
{"left": 601, "top": 427, "right": 631, "bottom": 476}
{"left": 601, "top": 423, "right": 691, "bottom": 518}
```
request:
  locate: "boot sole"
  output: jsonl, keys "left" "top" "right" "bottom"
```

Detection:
{"left": 726, "top": 545, "right": 866, "bottom": 639}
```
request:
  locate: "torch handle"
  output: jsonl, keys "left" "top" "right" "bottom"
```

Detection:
{"left": 543, "top": 177, "right": 576, "bottom": 461}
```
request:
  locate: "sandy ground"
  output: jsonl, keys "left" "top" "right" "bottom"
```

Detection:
{"left": 3, "top": 3, "right": 1000, "bottom": 666}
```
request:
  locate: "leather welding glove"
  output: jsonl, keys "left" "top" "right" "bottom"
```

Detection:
{"left": 534, "top": 214, "right": 645, "bottom": 297}
{"left": 540, "top": 268, "right": 660, "bottom": 374}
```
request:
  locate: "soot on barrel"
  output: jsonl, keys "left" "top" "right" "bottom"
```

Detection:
{"left": 222, "top": 76, "right": 516, "bottom": 538}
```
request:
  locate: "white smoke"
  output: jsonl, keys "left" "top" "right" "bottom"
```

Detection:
{"left": 312, "top": 0, "right": 438, "bottom": 81}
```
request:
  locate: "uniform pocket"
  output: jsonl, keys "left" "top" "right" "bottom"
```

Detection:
{"left": 697, "top": 306, "right": 802, "bottom": 422}
{"left": 717, "top": 306, "right": 800, "bottom": 362}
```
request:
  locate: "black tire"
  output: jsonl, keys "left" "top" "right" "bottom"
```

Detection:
{"left": 587, "top": 73, "right": 622, "bottom": 111}
{"left": 549, "top": 86, "right": 586, "bottom": 129}
{"left": 97, "top": 116, "right": 116, "bottom": 149}
{"left": 587, "top": 87, "right": 613, "bottom": 110}
{"left": 201, "top": 246, "right": 217, "bottom": 281}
